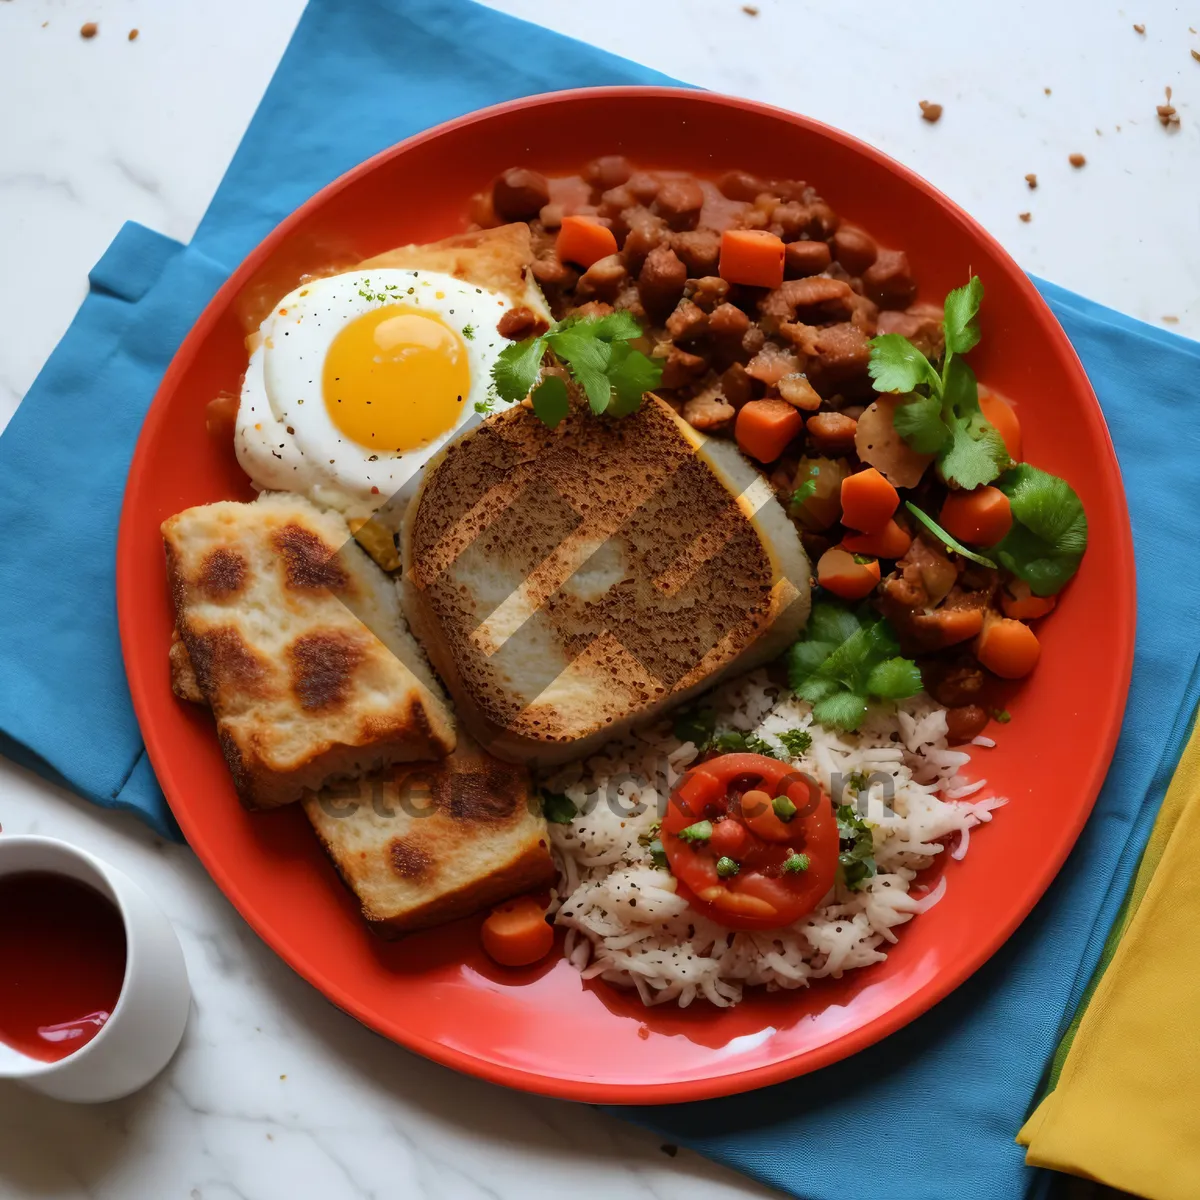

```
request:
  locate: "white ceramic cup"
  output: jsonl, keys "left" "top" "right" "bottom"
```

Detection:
{"left": 0, "top": 835, "right": 190, "bottom": 1103}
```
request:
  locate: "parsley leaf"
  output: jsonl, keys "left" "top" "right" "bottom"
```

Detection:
{"left": 904, "top": 501, "right": 999, "bottom": 568}
{"left": 867, "top": 277, "right": 1011, "bottom": 490}
{"left": 462, "top": 324, "right": 475, "bottom": 341}
{"left": 671, "top": 705, "right": 778, "bottom": 758}
{"left": 786, "top": 601, "right": 922, "bottom": 732}
{"left": 777, "top": 729, "right": 813, "bottom": 757}
{"left": 992, "top": 464, "right": 1088, "bottom": 595}
{"left": 637, "top": 823, "right": 670, "bottom": 871}
{"left": 836, "top": 804, "right": 877, "bottom": 890}
{"left": 531, "top": 374, "right": 569, "bottom": 430}
{"left": 867, "top": 334, "right": 940, "bottom": 394}
{"left": 891, "top": 393, "right": 949, "bottom": 454}
{"left": 790, "top": 464, "right": 821, "bottom": 508}
{"left": 491, "top": 313, "right": 661, "bottom": 426}
{"left": 673, "top": 705, "right": 717, "bottom": 748}
{"left": 542, "top": 792, "right": 577, "bottom": 824}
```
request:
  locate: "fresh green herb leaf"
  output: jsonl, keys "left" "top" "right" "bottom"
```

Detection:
{"left": 846, "top": 771, "right": 870, "bottom": 793}
{"left": 936, "top": 357, "right": 1011, "bottom": 490}
{"left": 891, "top": 392, "right": 949, "bottom": 454}
{"left": 473, "top": 398, "right": 495, "bottom": 415}
{"left": 493, "top": 336, "right": 549, "bottom": 405}
{"left": 606, "top": 343, "right": 662, "bottom": 417}
{"left": 904, "top": 501, "right": 999, "bottom": 568}
{"left": 782, "top": 853, "right": 810, "bottom": 873}
{"left": 585, "top": 309, "right": 645, "bottom": 342}
{"left": 530, "top": 375, "right": 570, "bottom": 430}
{"left": 867, "top": 334, "right": 940, "bottom": 394}
{"left": 715, "top": 856, "right": 741, "bottom": 878}
{"left": 990, "top": 708, "right": 1012, "bottom": 724}
{"left": 542, "top": 792, "right": 577, "bottom": 824}
{"left": 772, "top": 795, "right": 798, "bottom": 822}
{"left": 647, "top": 838, "right": 669, "bottom": 870}
{"left": 942, "top": 275, "right": 985, "bottom": 358}
{"left": 777, "top": 729, "right": 813, "bottom": 757}
{"left": 462, "top": 324, "right": 475, "bottom": 341}
{"left": 992, "top": 464, "right": 1089, "bottom": 595}
{"left": 708, "top": 730, "right": 778, "bottom": 758}
{"left": 679, "top": 820, "right": 713, "bottom": 844}
{"left": 673, "top": 705, "right": 717, "bottom": 748}
{"left": 790, "top": 464, "right": 821, "bottom": 508}
{"left": 786, "top": 600, "right": 923, "bottom": 732}
{"left": 836, "top": 804, "right": 876, "bottom": 890}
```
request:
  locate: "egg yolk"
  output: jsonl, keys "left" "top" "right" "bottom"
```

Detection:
{"left": 322, "top": 305, "right": 469, "bottom": 451}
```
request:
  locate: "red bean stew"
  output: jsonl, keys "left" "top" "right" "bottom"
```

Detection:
{"left": 469, "top": 158, "right": 1071, "bottom": 741}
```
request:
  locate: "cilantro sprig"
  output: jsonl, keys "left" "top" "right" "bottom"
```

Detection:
{"left": 869, "top": 277, "right": 1011, "bottom": 490}
{"left": 491, "top": 311, "right": 662, "bottom": 428}
{"left": 541, "top": 791, "right": 577, "bottom": 824}
{"left": 786, "top": 601, "right": 923, "bottom": 732}
{"left": 836, "top": 804, "right": 877, "bottom": 890}
{"left": 992, "top": 464, "right": 1088, "bottom": 595}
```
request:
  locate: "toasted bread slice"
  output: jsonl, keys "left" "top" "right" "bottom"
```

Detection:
{"left": 302, "top": 734, "right": 555, "bottom": 937}
{"left": 163, "top": 493, "right": 456, "bottom": 809}
{"left": 400, "top": 394, "right": 811, "bottom": 766}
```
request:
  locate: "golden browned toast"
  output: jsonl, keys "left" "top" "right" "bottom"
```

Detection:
{"left": 163, "top": 493, "right": 456, "bottom": 810}
{"left": 302, "top": 734, "right": 556, "bottom": 937}
{"left": 400, "top": 394, "right": 811, "bottom": 767}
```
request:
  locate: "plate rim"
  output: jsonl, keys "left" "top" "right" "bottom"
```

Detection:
{"left": 117, "top": 84, "right": 1136, "bottom": 1104}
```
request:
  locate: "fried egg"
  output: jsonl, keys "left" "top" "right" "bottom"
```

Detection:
{"left": 235, "top": 269, "right": 514, "bottom": 525}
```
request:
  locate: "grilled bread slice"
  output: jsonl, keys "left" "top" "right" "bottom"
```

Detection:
{"left": 401, "top": 394, "right": 811, "bottom": 766}
{"left": 163, "top": 492, "right": 456, "bottom": 809}
{"left": 302, "top": 733, "right": 555, "bottom": 937}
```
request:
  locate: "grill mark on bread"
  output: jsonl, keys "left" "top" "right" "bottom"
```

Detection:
{"left": 444, "top": 760, "right": 525, "bottom": 822}
{"left": 196, "top": 547, "right": 247, "bottom": 598}
{"left": 188, "top": 626, "right": 270, "bottom": 700}
{"left": 289, "top": 631, "right": 362, "bottom": 711}
{"left": 273, "top": 524, "right": 351, "bottom": 592}
{"left": 388, "top": 837, "right": 434, "bottom": 880}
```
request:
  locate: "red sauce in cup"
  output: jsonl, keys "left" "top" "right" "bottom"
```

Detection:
{"left": 0, "top": 872, "right": 127, "bottom": 1062}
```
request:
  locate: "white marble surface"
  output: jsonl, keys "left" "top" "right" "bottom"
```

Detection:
{"left": 0, "top": 1, "right": 1197, "bottom": 1197}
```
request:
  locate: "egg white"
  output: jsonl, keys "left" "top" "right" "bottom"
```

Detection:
{"left": 236, "top": 269, "right": 514, "bottom": 525}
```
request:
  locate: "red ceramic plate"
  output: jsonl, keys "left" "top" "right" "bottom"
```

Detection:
{"left": 117, "top": 88, "right": 1134, "bottom": 1104}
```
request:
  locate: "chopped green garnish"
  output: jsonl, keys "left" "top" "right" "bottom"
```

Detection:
{"left": 992, "top": 464, "right": 1088, "bottom": 595}
{"left": 542, "top": 792, "right": 577, "bottom": 824}
{"left": 836, "top": 804, "right": 876, "bottom": 891}
{"left": 782, "top": 853, "right": 810, "bottom": 873}
{"left": 846, "top": 771, "right": 870, "bottom": 793}
{"left": 711, "top": 730, "right": 779, "bottom": 758}
{"left": 715, "top": 856, "right": 740, "bottom": 878}
{"left": 678, "top": 820, "right": 713, "bottom": 844}
{"left": 772, "top": 795, "right": 798, "bottom": 822}
{"left": 637, "top": 823, "right": 670, "bottom": 870}
{"left": 786, "top": 600, "right": 923, "bottom": 732}
{"left": 777, "top": 729, "right": 813, "bottom": 757}
{"left": 491, "top": 311, "right": 661, "bottom": 426}
{"left": 990, "top": 708, "right": 1012, "bottom": 723}
{"left": 462, "top": 324, "right": 475, "bottom": 340}
{"left": 474, "top": 398, "right": 495, "bottom": 415}
{"left": 790, "top": 464, "right": 820, "bottom": 508}
{"left": 904, "top": 501, "right": 999, "bottom": 568}
{"left": 673, "top": 705, "right": 717, "bottom": 748}
{"left": 869, "top": 276, "right": 1011, "bottom": 490}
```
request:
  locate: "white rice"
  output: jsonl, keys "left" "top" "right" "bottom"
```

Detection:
{"left": 542, "top": 670, "right": 1006, "bottom": 1008}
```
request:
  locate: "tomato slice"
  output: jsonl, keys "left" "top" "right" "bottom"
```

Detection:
{"left": 663, "top": 753, "right": 837, "bottom": 931}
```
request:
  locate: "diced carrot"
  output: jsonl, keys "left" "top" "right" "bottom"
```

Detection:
{"left": 975, "top": 615, "right": 1041, "bottom": 679}
{"left": 840, "top": 468, "right": 900, "bottom": 534}
{"left": 740, "top": 789, "right": 795, "bottom": 843}
{"left": 556, "top": 215, "right": 618, "bottom": 268}
{"left": 1001, "top": 579, "right": 1058, "bottom": 620}
{"left": 817, "top": 546, "right": 881, "bottom": 601}
{"left": 480, "top": 896, "right": 554, "bottom": 967}
{"left": 206, "top": 393, "right": 239, "bottom": 445}
{"left": 735, "top": 398, "right": 805, "bottom": 463}
{"left": 979, "top": 390, "right": 1022, "bottom": 461}
{"left": 940, "top": 485, "right": 1013, "bottom": 546}
{"left": 841, "top": 518, "right": 913, "bottom": 559}
{"left": 719, "top": 229, "right": 786, "bottom": 289}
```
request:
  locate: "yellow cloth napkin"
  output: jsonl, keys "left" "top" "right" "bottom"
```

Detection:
{"left": 1018, "top": 715, "right": 1200, "bottom": 1197}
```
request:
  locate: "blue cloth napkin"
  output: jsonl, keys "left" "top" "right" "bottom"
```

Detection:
{"left": 1, "top": 1, "right": 1198, "bottom": 1196}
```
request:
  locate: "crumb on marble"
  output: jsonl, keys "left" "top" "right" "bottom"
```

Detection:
{"left": 129, "top": 28, "right": 139, "bottom": 41}
{"left": 1044, "top": 86, "right": 1052, "bottom": 95}
{"left": 1019, "top": 212, "right": 1032, "bottom": 223}
{"left": 919, "top": 100, "right": 943, "bottom": 123}
{"left": 1133, "top": 23, "right": 1145, "bottom": 34}
{"left": 279, "top": 1073, "right": 287, "bottom": 1080}
{"left": 1163, "top": 315, "right": 1180, "bottom": 324}
{"left": 1192, "top": 49, "right": 1200, "bottom": 62}
{"left": 1025, "top": 173, "right": 1038, "bottom": 188}
{"left": 741, "top": 4, "right": 759, "bottom": 13}
{"left": 1069, "top": 152, "right": 1086, "bottom": 167}
{"left": 1158, "top": 85, "right": 1181, "bottom": 127}
{"left": 80, "top": 22, "right": 99, "bottom": 38}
